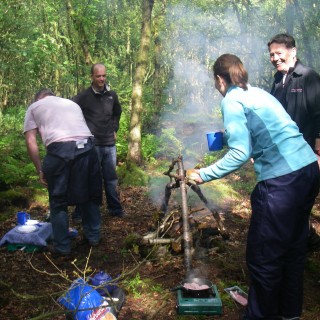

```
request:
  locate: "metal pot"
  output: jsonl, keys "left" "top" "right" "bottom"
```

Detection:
{"left": 171, "top": 277, "right": 213, "bottom": 294}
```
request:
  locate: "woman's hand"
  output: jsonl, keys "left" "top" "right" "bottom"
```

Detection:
{"left": 186, "top": 169, "right": 204, "bottom": 184}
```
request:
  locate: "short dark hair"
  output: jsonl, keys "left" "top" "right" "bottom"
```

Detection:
{"left": 267, "top": 33, "right": 296, "bottom": 49}
{"left": 34, "top": 88, "right": 55, "bottom": 101}
{"left": 90, "top": 63, "right": 105, "bottom": 75}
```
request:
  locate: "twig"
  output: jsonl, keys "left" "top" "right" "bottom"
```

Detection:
{"left": 5, "top": 238, "right": 163, "bottom": 320}
{"left": 142, "top": 238, "right": 175, "bottom": 244}
{"left": 151, "top": 274, "right": 166, "bottom": 280}
{"left": 28, "top": 254, "right": 69, "bottom": 281}
{"left": 128, "top": 249, "right": 139, "bottom": 264}
{"left": 71, "top": 247, "right": 93, "bottom": 279}
{"left": 0, "top": 279, "right": 54, "bottom": 300}
{"left": 28, "top": 309, "right": 72, "bottom": 320}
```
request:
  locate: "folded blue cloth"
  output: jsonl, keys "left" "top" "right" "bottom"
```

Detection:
{"left": 0, "top": 222, "right": 53, "bottom": 247}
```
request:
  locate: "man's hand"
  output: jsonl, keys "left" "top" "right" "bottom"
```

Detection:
{"left": 186, "top": 169, "right": 204, "bottom": 184}
{"left": 25, "top": 129, "right": 47, "bottom": 187}
{"left": 39, "top": 171, "right": 48, "bottom": 187}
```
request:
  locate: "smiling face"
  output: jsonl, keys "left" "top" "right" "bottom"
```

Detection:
{"left": 91, "top": 65, "right": 106, "bottom": 91}
{"left": 268, "top": 43, "right": 297, "bottom": 74}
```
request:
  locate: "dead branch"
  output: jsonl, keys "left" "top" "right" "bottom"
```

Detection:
{"left": 142, "top": 238, "right": 176, "bottom": 244}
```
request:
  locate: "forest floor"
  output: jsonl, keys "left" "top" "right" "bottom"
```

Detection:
{"left": 1, "top": 166, "right": 320, "bottom": 320}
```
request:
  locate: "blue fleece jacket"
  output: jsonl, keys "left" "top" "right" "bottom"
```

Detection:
{"left": 199, "top": 85, "right": 317, "bottom": 182}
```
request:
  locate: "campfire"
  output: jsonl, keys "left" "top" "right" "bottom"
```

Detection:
{"left": 142, "top": 155, "right": 230, "bottom": 269}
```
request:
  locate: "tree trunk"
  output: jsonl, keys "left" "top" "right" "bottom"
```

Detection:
{"left": 285, "top": 0, "right": 294, "bottom": 35}
{"left": 65, "top": 0, "right": 92, "bottom": 67}
{"left": 152, "top": 0, "right": 167, "bottom": 132}
{"left": 127, "top": 0, "right": 154, "bottom": 165}
{"left": 292, "top": 0, "right": 313, "bottom": 67}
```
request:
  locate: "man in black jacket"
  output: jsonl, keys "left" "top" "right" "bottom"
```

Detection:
{"left": 268, "top": 33, "right": 320, "bottom": 252}
{"left": 268, "top": 33, "right": 320, "bottom": 151}
{"left": 73, "top": 63, "right": 126, "bottom": 218}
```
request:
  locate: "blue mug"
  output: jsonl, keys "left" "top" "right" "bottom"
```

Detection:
{"left": 206, "top": 131, "right": 223, "bottom": 151}
{"left": 17, "top": 212, "right": 30, "bottom": 225}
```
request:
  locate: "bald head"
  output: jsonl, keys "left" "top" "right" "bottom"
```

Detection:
{"left": 91, "top": 64, "right": 107, "bottom": 91}
{"left": 91, "top": 63, "right": 106, "bottom": 75}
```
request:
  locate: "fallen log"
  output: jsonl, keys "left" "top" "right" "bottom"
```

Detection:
{"left": 141, "top": 238, "right": 176, "bottom": 245}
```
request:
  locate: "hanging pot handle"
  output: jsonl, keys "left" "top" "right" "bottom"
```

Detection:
{"left": 170, "top": 285, "right": 183, "bottom": 292}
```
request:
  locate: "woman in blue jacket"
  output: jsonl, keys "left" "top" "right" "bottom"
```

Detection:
{"left": 189, "top": 54, "right": 319, "bottom": 320}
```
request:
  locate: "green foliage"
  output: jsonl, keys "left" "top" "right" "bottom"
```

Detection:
{"left": 116, "top": 113, "right": 130, "bottom": 162}
{"left": 0, "top": 106, "right": 41, "bottom": 190}
{"left": 0, "top": 155, "right": 36, "bottom": 187}
{"left": 117, "top": 116, "right": 160, "bottom": 164}
{"left": 123, "top": 233, "right": 141, "bottom": 250}
{"left": 0, "top": 208, "right": 12, "bottom": 223}
{"left": 122, "top": 273, "right": 165, "bottom": 298}
{"left": 1, "top": 0, "right": 320, "bottom": 201}
{"left": 117, "top": 162, "right": 150, "bottom": 186}
{"left": 197, "top": 149, "right": 256, "bottom": 197}
{"left": 201, "top": 149, "right": 228, "bottom": 167}
{"left": 151, "top": 283, "right": 164, "bottom": 293}
{"left": 157, "top": 128, "right": 183, "bottom": 158}
{"left": 122, "top": 273, "right": 145, "bottom": 298}
{"left": 226, "top": 162, "right": 256, "bottom": 196}
{"left": 0, "top": 188, "right": 30, "bottom": 212}
{"left": 142, "top": 134, "right": 159, "bottom": 162}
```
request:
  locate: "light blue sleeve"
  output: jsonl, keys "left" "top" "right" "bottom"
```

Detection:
{"left": 199, "top": 98, "right": 251, "bottom": 182}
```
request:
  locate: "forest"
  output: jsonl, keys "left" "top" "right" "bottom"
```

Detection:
{"left": 1, "top": 0, "right": 320, "bottom": 190}
{"left": 0, "top": 1, "right": 320, "bottom": 319}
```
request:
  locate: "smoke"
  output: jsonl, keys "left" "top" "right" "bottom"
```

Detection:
{"left": 158, "top": 4, "right": 268, "bottom": 167}
{"left": 148, "top": 3, "right": 276, "bottom": 209}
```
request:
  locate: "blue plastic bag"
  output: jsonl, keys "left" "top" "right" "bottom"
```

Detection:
{"left": 58, "top": 278, "right": 115, "bottom": 319}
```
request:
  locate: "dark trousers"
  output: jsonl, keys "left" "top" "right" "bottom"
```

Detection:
{"left": 43, "top": 139, "right": 102, "bottom": 253}
{"left": 245, "top": 162, "right": 319, "bottom": 319}
{"left": 95, "top": 145, "right": 123, "bottom": 215}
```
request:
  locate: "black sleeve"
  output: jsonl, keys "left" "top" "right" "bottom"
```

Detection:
{"left": 112, "top": 91, "right": 122, "bottom": 132}
{"left": 305, "top": 70, "right": 320, "bottom": 139}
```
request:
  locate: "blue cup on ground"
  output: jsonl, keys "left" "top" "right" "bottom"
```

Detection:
{"left": 207, "top": 131, "right": 223, "bottom": 151}
{"left": 17, "top": 211, "right": 30, "bottom": 225}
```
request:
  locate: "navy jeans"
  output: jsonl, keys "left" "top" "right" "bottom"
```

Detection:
{"left": 245, "top": 162, "right": 319, "bottom": 319}
{"left": 95, "top": 145, "right": 123, "bottom": 215}
{"left": 43, "top": 140, "right": 102, "bottom": 254}
{"left": 51, "top": 201, "right": 100, "bottom": 253}
{"left": 78, "top": 201, "right": 101, "bottom": 244}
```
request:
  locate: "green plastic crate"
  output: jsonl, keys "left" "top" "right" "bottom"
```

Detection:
{"left": 6, "top": 243, "right": 43, "bottom": 252}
